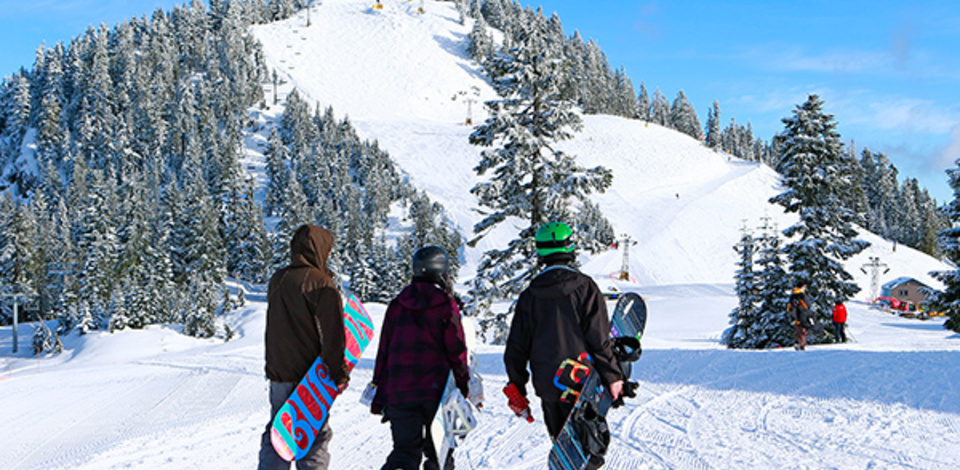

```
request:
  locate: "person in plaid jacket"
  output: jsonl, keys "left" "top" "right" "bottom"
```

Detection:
{"left": 371, "top": 246, "right": 469, "bottom": 470}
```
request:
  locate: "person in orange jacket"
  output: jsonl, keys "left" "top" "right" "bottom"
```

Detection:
{"left": 787, "top": 283, "right": 812, "bottom": 350}
{"left": 832, "top": 299, "right": 848, "bottom": 343}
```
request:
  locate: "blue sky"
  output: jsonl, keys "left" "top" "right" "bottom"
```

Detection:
{"left": 522, "top": 0, "right": 960, "bottom": 202}
{"left": 2, "top": 1, "right": 959, "bottom": 200}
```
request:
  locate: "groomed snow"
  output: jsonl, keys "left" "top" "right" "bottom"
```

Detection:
{"left": 3, "top": 283, "right": 959, "bottom": 469}
{"left": 2, "top": 1, "right": 959, "bottom": 469}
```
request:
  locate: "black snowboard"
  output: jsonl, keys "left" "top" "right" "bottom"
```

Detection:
{"left": 548, "top": 292, "right": 647, "bottom": 470}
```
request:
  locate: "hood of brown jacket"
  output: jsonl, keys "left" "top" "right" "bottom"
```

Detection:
{"left": 290, "top": 225, "right": 334, "bottom": 274}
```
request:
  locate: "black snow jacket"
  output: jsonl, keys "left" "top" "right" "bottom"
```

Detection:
{"left": 788, "top": 289, "right": 813, "bottom": 328}
{"left": 504, "top": 265, "right": 622, "bottom": 403}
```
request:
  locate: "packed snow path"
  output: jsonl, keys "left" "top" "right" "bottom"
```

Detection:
{"left": 2, "top": 284, "right": 959, "bottom": 469}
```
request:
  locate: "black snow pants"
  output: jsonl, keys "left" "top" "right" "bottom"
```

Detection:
{"left": 382, "top": 400, "right": 448, "bottom": 470}
{"left": 542, "top": 400, "right": 576, "bottom": 440}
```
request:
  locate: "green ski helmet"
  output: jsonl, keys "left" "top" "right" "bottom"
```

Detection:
{"left": 535, "top": 222, "right": 575, "bottom": 257}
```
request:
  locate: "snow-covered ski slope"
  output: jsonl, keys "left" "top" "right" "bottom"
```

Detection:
{"left": 2, "top": 1, "right": 959, "bottom": 469}
{"left": 251, "top": 0, "right": 947, "bottom": 289}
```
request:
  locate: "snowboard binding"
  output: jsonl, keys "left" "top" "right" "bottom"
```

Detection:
{"left": 611, "top": 336, "right": 642, "bottom": 408}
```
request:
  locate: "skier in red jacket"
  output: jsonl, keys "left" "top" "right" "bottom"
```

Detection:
{"left": 832, "top": 299, "right": 848, "bottom": 343}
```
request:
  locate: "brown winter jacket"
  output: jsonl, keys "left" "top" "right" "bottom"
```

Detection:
{"left": 264, "top": 225, "right": 348, "bottom": 387}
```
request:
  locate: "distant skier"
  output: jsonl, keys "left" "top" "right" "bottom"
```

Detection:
{"left": 788, "top": 282, "right": 813, "bottom": 350}
{"left": 258, "top": 225, "right": 348, "bottom": 470}
{"left": 832, "top": 299, "right": 848, "bottom": 343}
{"left": 371, "top": 246, "right": 470, "bottom": 470}
{"left": 503, "top": 222, "right": 624, "bottom": 440}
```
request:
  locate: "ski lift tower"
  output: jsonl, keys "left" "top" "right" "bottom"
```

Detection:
{"left": 452, "top": 87, "right": 481, "bottom": 125}
{"left": 614, "top": 234, "right": 638, "bottom": 281}
{"left": 860, "top": 256, "right": 890, "bottom": 303}
{"left": 0, "top": 287, "right": 31, "bottom": 354}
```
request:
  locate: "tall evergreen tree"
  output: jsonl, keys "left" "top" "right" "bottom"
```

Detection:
{"left": 263, "top": 128, "right": 290, "bottom": 217}
{"left": 753, "top": 218, "right": 794, "bottom": 348}
{"left": 770, "top": 95, "right": 869, "bottom": 328}
{"left": 468, "top": 15, "right": 495, "bottom": 67}
{"left": 928, "top": 157, "right": 960, "bottom": 332}
{"left": 636, "top": 82, "right": 650, "bottom": 121}
{"left": 722, "top": 229, "right": 762, "bottom": 348}
{"left": 467, "top": 25, "right": 612, "bottom": 320}
{"left": 705, "top": 100, "right": 721, "bottom": 149}
{"left": 669, "top": 90, "right": 703, "bottom": 140}
{"left": 649, "top": 88, "right": 670, "bottom": 127}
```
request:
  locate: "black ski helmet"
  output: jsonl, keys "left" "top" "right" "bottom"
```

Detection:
{"left": 412, "top": 246, "right": 450, "bottom": 278}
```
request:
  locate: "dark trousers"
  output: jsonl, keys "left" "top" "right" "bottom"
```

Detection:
{"left": 794, "top": 324, "right": 808, "bottom": 349}
{"left": 382, "top": 401, "right": 444, "bottom": 470}
{"left": 542, "top": 400, "right": 576, "bottom": 440}
{"left": 258, "top": 381, "right": 333, "bottom": 470}
{"left": 833, "top": 322, "right": 847, "bottom": 342}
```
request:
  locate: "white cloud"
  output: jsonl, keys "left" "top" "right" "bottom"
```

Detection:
{"left": 863, "top": 98, "right": 960, "bottom": 134}
{"left": 939, "top": 124, "right": 960, "bottom": 168}
{"left": 775, "top": 49, "right": 890, "bottom": 75}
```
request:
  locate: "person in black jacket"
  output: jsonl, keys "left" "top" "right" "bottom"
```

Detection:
{"left": 503, "top": 222, "right": 624, "bottom": 440}
{"left": 788, "top": 282, "right": 813, "bottom": 351}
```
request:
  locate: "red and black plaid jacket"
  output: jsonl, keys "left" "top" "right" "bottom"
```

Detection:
{"left": 371, "top": 282, "right": 469, "bottom": 413}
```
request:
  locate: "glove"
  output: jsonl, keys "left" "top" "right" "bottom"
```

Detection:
{"left": 458, "top": 384, "right": 471, "bottom": 403}
{"left": 503, "top": 383, "right": 534, "bottom": 423}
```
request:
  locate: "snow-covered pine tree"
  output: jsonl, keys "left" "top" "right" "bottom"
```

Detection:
{"left": 171, "top": 152, "right": 227, "bottom": 338}
{"left": 899, "top": 178, "right": 923, "bottom": 249}
{"left": 705, "top": 100, "right": 721, "bottom": 149}
{"left": 223, "top": 183, "right": 270, "bottom": 283}
{"left": 927, "top": 157, "right": 960, "bottom": 332}
{"left": 69, "top": 166, "right": 120, "bottom": 333}
{"left": 649, "top": 88, "right": 670, "bottom": 127}
{"left": 722, "top": 228, "right": 761, "bottom": 349}
{"left": 636, "top": 83, "right": 650, "bottom": 121}
{"left": 859, "top": 148, "right": 901, "bottom": 240}
{"left": 609, "top": 68, "right": 638, "bottom": 119}
{"left": 753, "top": 217, "right": 794, "bottom": 348}
{"left": 916, "top": 185, "right": 945, "bottom": 258}
{"left": 481, "top": 0, "right": 508, "bottom": 29}
{"left": 29, "top": 193, "right": 62, "bottom": 321}
{"left": 264, "top": 128, "right": 291, "bottom": 217}
{"left": 770, "top": 94, "right": 869, "bottom": 327}
{"left": 573, "top": 199, "right": 615, "bottom": 255}
{"left": 467, "top": 24, "right": 612, "bottom": 328}
{"left": 32, "top": 319, "right": 62, "bottom": 355}
{"left": 347, "top": 243, "right": 379, "bottom": 303}
{"left": 404, "top": 191, "right": 462, "bottom": 275}
{"left": 468, "top": 14, "right": 495, "bottom": 67}
{"left": 0, "top": 73, "right": 34, "bottom": 194}
{"left": 669, "top": 90, "right": 703, "bottom": 140}
{"left": 0, "top": 196, "right": 38, "bottom": 327}
{"left": 738, "top": 122, "right": 757, "bottom": 162}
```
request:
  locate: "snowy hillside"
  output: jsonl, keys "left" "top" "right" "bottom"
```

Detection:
{"left": 250, "top": 0, "right": 949, "bottom": 292}
{"left": 2, "top": 1, "right": 960, "bottom": 469}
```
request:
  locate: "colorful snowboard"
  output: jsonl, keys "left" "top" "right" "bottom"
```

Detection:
{"left": 430, "top": 316, "right": 482, "bottom": 469}
{"left": 548, "top": 292, "right": 647, "bottom": 470}
{"left": 271, "top": 293, "right": 375, "bottom": 461}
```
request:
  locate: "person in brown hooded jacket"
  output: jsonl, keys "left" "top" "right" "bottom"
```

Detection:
{"left": 258, "top": 225, "right": 348, "bottom": 470}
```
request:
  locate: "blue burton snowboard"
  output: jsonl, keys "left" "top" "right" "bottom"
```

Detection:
{"left": 548, "top": 291, "right": 647, "bottom": 470}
